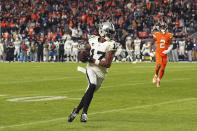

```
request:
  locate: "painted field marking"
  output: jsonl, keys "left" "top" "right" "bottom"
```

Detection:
{"left": 0, "top": 97, "right": 196, "bottom": 129}
{"left": 6, "top": 96, "right": 80, "bottom": 102}
{"left": 0, "top": 77, "right": 191, "bottom": 100}
{"left": 0, "top": 95, "right": 7, "bottom": 97}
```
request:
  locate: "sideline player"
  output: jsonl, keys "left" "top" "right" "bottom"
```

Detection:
{"left": 68, "top": 22, "right": 117, "bottom": 122}
{"left": 150, "top": 22, "right": 173, "bottom": 87}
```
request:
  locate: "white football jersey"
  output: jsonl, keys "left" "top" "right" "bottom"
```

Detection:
{"left": 142, "top": 43, "right": 150, "bottom": 50}
{"left": 0, "top": 42, "right": 4, "bottom": 54}
{"left": 14, "top": 40, "right": 21, "bottom": 48}
{"left": 87, "top": 35, "right": 117, "bottom": 76}
{"left": 72, "top": 42, "right": 78, "bottom": 49}
{"left": 134, "top": 39, "right": 141, "bottom": 50}
{"left": 64, "top": 40, "right": 73, "bottom": 49}
{"left": 179, "top": 41, "right": 185, "bottom": 47}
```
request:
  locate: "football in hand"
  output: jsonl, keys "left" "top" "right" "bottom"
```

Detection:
{"left": 78, "top": 49, "right": 90, "bottom": 63}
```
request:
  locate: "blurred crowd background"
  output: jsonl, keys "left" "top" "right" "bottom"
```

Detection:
{"left": 0, "top": 0, "right": 197, "bottom": 62}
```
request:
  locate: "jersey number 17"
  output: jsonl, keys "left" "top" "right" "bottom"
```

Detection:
{"left": 90, "top": 49, "right": 106, "bottom": 60}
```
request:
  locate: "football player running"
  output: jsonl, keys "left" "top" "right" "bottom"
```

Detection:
{"left": 150, "top": 22, "right": 173, "bottom": 87}
{"left": 68, "top": 21, "right": 117, "bottom": 122}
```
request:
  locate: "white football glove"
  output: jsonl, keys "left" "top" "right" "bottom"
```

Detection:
{"left": 150, "top": 52, "right": 154, "bottom": 57}
{"left": 162, "top": 44, "right": 173, "bottom": 54}
{"left": 162, "top": 50, "right": 169, "bottom": 54}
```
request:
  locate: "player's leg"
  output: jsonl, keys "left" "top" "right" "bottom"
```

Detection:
{"left": 68, "top": 67, "right": 97, "bottom": 122}
{"left": 80, "top": 68, "right": 98, "bottom": 122}
{"left": 80, "top": 75, "right": 105, "bottom": 122}
{"left": 157, "top": 56, "right": 167, "bottom": 87}
{"left": 153, "top": 53, "right": 161, "bottom": 83}
{"left": 158, "top": 64, "right": 166, "bottom": 80}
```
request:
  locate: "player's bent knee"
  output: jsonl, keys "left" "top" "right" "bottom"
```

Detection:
{"left": 157, "top": 64, "right": 161, "bottom": 68}
{"left": 89, "top": 84, "right": 96, "bottom": 89}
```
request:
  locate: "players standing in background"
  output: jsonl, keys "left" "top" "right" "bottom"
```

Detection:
{"left": 172, "top": 37, "right": 179, "bottom": 62}
{"left": 186, "top": 37, "right": 194, "bottom": 62}
{"left": 68, "top": 22, "right": 117, "bottom": 122}
{"left": 37, "top": 39, "right": 44, "bottom": 62}
{"left": 72, "top": 39, "right": 79, "bottom": 62}
{"left": 64, "top": 37, "right": 73, "bottom": 62}
{"left": 21, "top": 40, "right": 28, "bottom": 62}
{"left": 43, "top": 40, "right": 50, "bottom": 62}
{"left": 58, "top": 39, "right": 65, "bottom": 62}
{"left": 13, "top": 38, "right": 21, "bottom": 62}
{"left": 125, "top": 36, "right": 133, "bottom": 62}
{"left": 49, "top": 41, "right": 57, "bottom": 62}
{"left": 114, "top": 43, "right": 124, "bottom": 62}
{"left": 0, "top": 39, "right": 4, "bottom": 62}
{"left": 141, "top": 42, "right": 152, "bottom": 61}
{"left": 30, "top": 41, "right": 37, "bottom": 62}
{"left": 133, "top": 36, "right": 141, "bottom": 63}
{"left": 178, "top": 38, "right": 186, "bottom": 61}
{"left": 54, "top": 39, "right": 60, "bottom": 62}
{"left": 150, "top": 22, "right": 173, "bottom": 87}
{"left": 7, "top": 41, "right": 15, "bottom": 62}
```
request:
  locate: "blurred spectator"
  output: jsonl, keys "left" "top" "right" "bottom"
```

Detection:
{"left": 59, "top": 39, "right": 65, "bottom": 62}
{"left": 0, "top": 0, "right": 196, "bottom": 62}
{"left": 30, "top": 41, "right": 37, "bottom": 62}
{"left": 37, "top": 40, "right": 44, "bottom": 62}
{"left": 185, "top": 37, "right": 193, "bottom": 61}
{"left": 172, "top": 37, "right": 179, "bottom": 62}
{"left": 21, "top": 41, "right": 28, "bottom": 62}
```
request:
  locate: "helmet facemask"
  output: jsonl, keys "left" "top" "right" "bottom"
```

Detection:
{"left": 99, "top": 22, "right": 115, "bottom": 40}
{"left": 160, "top": 23, "right": 167, "bottom": 34}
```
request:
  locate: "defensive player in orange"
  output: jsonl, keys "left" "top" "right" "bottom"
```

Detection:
{"left": 150, "top": 22, "right": 173, "bottom": 87}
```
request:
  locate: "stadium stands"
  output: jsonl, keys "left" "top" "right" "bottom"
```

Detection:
{"left": 0, "top": 0, "right": 197, "bottom": 62}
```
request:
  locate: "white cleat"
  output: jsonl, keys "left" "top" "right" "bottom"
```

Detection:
{"left": 152, "top": 76, "right": 157, "bottom": 84}
{"left": 156, "top": 79, "right": 160, "bottom": 87}
{"left": 80, "top": 113, "right": 87, "bottom": 122}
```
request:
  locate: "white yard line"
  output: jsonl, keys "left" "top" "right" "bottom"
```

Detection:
{"left": 0, "top": 95, "right": 7, "bottom": 97}
{"left": 0, "top": 97, "right": 196, "bottom": 129}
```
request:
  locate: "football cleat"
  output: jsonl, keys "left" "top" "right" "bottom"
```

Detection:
{"left": 68, "top": 107, "right": 78, "bottom": 122}
{"left": 80, "top": 113, "right": 87, "bottom": 122}
{"left": 156, "top": 79, "right": 160, "bottom": 87}
{"left": 152, "top": 75, "right": 157, "bottom": 84}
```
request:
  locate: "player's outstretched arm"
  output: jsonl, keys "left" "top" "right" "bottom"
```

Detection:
{"left": 91, "top": 51, "right": 115, "bottom": 68}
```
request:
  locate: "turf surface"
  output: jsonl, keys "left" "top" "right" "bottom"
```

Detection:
{"left": 0, "top": 62, "right": 197, "bottom": 131}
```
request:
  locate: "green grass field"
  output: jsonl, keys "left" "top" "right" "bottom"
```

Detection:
{"left": 0, "top": 62, "right": 197, "bottom": 131}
